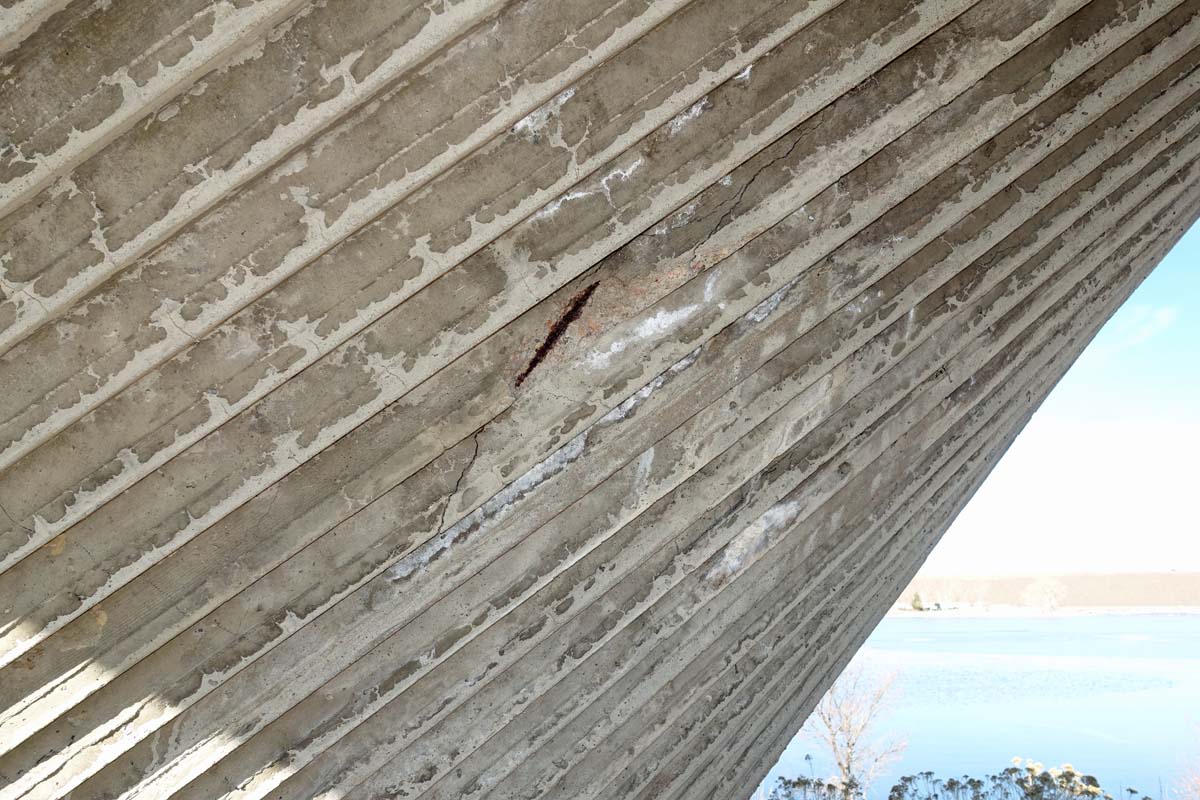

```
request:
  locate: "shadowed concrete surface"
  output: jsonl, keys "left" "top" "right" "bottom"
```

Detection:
{"left": 0, "top": 1, "right": 1197, "bottom": 797}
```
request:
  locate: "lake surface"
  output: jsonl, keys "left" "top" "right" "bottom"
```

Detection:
{"left": 758, "top": 613, "right": 1200, "bottom": 798}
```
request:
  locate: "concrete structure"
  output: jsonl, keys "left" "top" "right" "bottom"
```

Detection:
{"left": 0, "top": 1, "right": 1196, "bottom": 797}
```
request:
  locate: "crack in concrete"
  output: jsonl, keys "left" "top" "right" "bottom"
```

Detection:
{"left": 515, "top": 281, "right": 601, "bottom": 387}
{"left": 250, "top": 489, "right": 281, "bottom": 539}
{"left": 0, "top": 499, "right": 33, "bottom": 534}
{"left": 687, "top": 134, "right": 805, "bottom": 270}
{"left": 437, "top": 430, "right": 481, "bottom": 535}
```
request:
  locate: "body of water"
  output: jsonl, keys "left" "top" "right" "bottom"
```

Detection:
{"left": 759, "top": 613, "right": 1200, "bottom": 798}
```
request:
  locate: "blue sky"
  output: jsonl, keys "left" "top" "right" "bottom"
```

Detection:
{"left": 919, "top": 221, "right": 1199, "bottom": 576}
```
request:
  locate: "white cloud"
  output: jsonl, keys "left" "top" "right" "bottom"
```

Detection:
{"left": 1078, "top": 304, "right": 1178, "bottom": 366}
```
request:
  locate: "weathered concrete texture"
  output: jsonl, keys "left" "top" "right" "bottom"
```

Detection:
{"left": 0, "top": 1, "right": 1197, "bottom": 798}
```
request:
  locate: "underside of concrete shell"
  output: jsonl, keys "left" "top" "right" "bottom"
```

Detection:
{"left": 0, "top": 1, "right": 1196, "bottom": 797}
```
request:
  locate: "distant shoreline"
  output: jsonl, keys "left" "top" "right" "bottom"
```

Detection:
{"left": 886, "top": 604, "right": 1200, "bottom": 618}
{"left": 897, "top": 572, "right": 1200, "bottom": 612}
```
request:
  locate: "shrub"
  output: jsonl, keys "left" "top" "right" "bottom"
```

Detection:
{"left": 766, "top": 758, "right": 1152, "bottom": 800}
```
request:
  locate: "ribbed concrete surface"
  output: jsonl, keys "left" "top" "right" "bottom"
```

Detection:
{"left": 0, "top": 1, "right": 1196, "bottom": 798}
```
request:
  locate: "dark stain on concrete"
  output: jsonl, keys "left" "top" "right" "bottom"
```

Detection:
{"left": 515, "top": 280, "right": 600, "bottom": 387}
